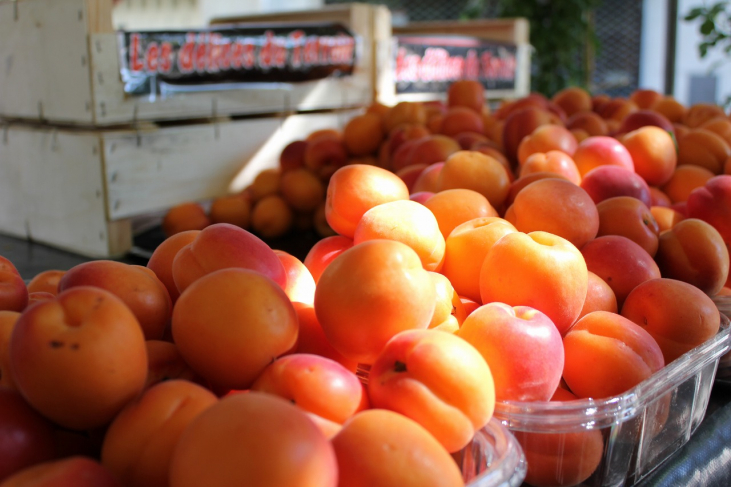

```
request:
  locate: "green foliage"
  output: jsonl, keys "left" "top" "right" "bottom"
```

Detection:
{"left": 684, "top": 1, "right": 731, "bottom": 59}
{"left": 492, "top": 0, "right": 600, "bottom": 97}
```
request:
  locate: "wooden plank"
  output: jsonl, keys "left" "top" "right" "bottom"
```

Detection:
{"left": 103, "top": 111, "right": 360, "bottom": 219}
{"left": 393, "top": 18, "right": 529, "bottom": 45}
{"left": 0, "top": 124, "right": 28, "bottom": 238}
{"left": 0, "top": 0, "right": 95, "bottom": 124}
{"left": 0, "top": 124, "right": 132, "bottom": 257}
{"left": 85, "top": 0, "right": 113, "bottom": 34}
{"left": 372, "top": 5, "right": 396, "bottom": 106}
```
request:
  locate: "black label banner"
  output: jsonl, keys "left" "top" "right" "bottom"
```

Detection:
{"left": 118, "top": 23, "right": 358, "bottom": 97}
{"left": 394, "top": 35, "right": 518, "bottom": 94}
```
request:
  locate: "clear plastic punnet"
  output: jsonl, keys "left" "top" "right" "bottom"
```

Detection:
{"left": 493, "top": 314, "right": 731, "bottom": 487}
{"left": 460, "top": 417, "right": 527, "bottom": 487}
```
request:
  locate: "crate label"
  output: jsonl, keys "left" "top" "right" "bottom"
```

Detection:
{"left": 119, "top": 23, "right": 357, "bottom": 98}
{"left": 394, "top": 35, "right": 517, "bottom": 94}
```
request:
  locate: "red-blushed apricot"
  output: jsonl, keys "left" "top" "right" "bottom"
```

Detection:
{"left": 411, "top": 162, "right": 444, "bottom": 194}
{"left": 58, "top": 261, "right": 172, "bottom": 341}
{"left": 580, "top": 165, "right": 653, "bottom": 207}
{"left": 580, "top": 235, "right": 661, "bottom": 308}
{"left": 563, "top": 311, "right": 664, "bottom": 398}
{"left": 621, "top": 126, "right": 678, "bottom": 186}
{"left": 517, "top": 124, "right": 578, "bottom": 166}
{"left": 505, "top": 178, "right": 599, "bottom": 249}
{"left": 0, "top": 456, "right": 122, "bottom": 487}
{"left": 448, "top": 79, "right": 485, "bottom": 113}
{"left": 0, "top": 312, "right": 20, "bottom": 390}
{"left": 677, "top": 128, "right": 731, "bottom": 174}
{"left": 303, "top": 235, "right": 354, "bottom": 284}
{"left": 682, "top": 103, "right": 726, "bottom": 128}
{"left": 596, "top": 196, "right": 660, "bottom": 257}
{"left": 144, "top": 340, "right": 204, "bottom": 391}
{"left": 502, "top": 107, "right": 558, "bottom": 165}
{"left": 171, "top": 223, "right": 286, "bottom": 294}
{"left": 552, "top": 86, "right": 592, "bottom": 117}
{"left": 292, "top": 303, "right": 358, "bottom": 373}
{"left": 427, "top": 272, "right": 465, "bottom": 328}
{"left": 208, "top": 195, "right": 251, "bottom": 228}
{"left": 650, "top": 186, "right": 673, "bottom": 207}
{"left": 9, "top": 287, "right": 148, "bottom": 430}
{"left": 251, "top": 353, "right": 368, "bottom": 427}
{"left": 273, "top": 250, "right": 316, "bottom": 306}
{"left": 566, "top": 111, "right": 609, "bottom": 136}
{"left": 438, "top": 150, "right": 511, "bottom": 210}
{"left": 686, "top": 175, "right": 731, "bottom": 245}
{"left": 169, "top": 392, "right": 337, "bottom": 487}
{"left": 0, "top": 271, "right": 27, "bottom": 313}
{"left": 100, "top": 380, "right": 218, "bottom": 487}
{"left": 343, "top": 112, "right": 385, "bottom": 156}
{"left": 0, "top": 387, "right": 56, "bottom": 483}
{"left": 454, "top": 131, "right": 490, "bottom": 150}
{"left": 331, "top": 409, "right": 464, "bottom": 487}
{"left": 573, "top": 135, "right": 635, "bottom": 177}
{"left": 304, "top": 137, "right": 348, "bottom": 178}
{"left": 457, "top": 303, "right": 563, "bottom": 402}
{"left": 480, "top": 231, "right": 589, "bottom": 335}
{"left": 325, "top": 164, "right": 409, "bottom": 239}
{"left": 403, "top": 135, "right": 461, "bottom": 170}
{"left": 146, "top": 230, "right": 200, "bottom": 304}
{"left": 279, "top": 139, "right": 308, "bottom": 172}
{"left": 0, "top": 257, "right": 20, "bottom": 278}
{"left": 621, "top": 278, "right": 721, "bottom": 364}
{"left": 439, "top": 107, "right": 484, "bottom": 136}
{"left": 395, "top": 163, "right": 428, "bottom": 193}
{"left": 384, "top": 123, "right": 431, "bottom": 158}
{"left": 505, "top": 172, "right": 571, "bottom": 208}
{"left": 422, "top": 189, "right": 499, "bottom": 242}
{"left": 26, "top": 271, "right": 64, "bottom": 297}
{"left": 314, "top": 240, "right": 436, "bottom": 364}
{"left": 630, "top": 88, "right": 664, "bottom": 110}
{"left": 616, "top": 109, "right": 676, "bottom": 137}
{"left": 651, "top": 205, "right": 685, "bottom": 232}
{"left": 513, "top": 388, "right": 604, "bottom": 487}
{"left": 519, "top": 151, "right": 582, "bottom": 185}
{"left": 577, "top": 271, "right": 618, "bottom": 321}
{"left": 654, "top": 218, "right": 730, "bottom": 295}
{"left": 442, "top": 217, "right": 518, "bottom": 303}
{"left": 368, "top": 329, "right": 494, "bottom": 453}
{"left": 162, "top": 202, "right": 210, "bottom": 237}
{"left": 661, "top": 165, "right": 716, "bottom": 204}
{"left": 353, "top": 200, "right": 446, "bottom": 272}
{"left": 171, "top": 268, "right": 297, "bottom": 390}
{"left": 384, "top": 102, "right": 427, "bottom": 133}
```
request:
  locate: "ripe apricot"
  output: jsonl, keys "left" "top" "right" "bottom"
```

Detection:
{"left": 519, "top": 151, "right": 582, "bottom": 185}
{"left": 677, "top": 128, "right": 731, "bottom": 174}
{"left": 502, "top": 107, "right": 557, "bottom": 164}
{"left": 279, "top": 139, "right": 308, "bottom": 172}
{"left": 701, "top": 117, "right": 731, "bottom": 146}
{"left": 274, "top": 250, "right": 316, "bottom": 306}
{"left": 9, "top": 287, "right": 148, "bottom": 430}
{"left": 250, "top": 194, "right": 294, "bottom": 239}
{"left": 304, "top": 138, "right": 348, "bottom": 178}
{"left": 292, "top": 303, "right": 358, "bottom": 372}
{"left": 622, "top": 278, "right": 721, "bottom": 363}
{"left": 596, "top": 196, "right": 660, "bottom": 257}
{"left": 447, "top": 79, "right": 485, "bottom": 113}
{"left": 630, "top": 88, "right": 664, "bottom": 110}
{"left": 343, "top": 112, "right": 385, "bottom": 156}
{"left": 480, "top": 231, "right": 588, "bottom": 335}
{"left": 331, "top": 409, "right": 464, "bottom": 487}
{"left": 0, "top": 312, "right": 20, "bottom": 390}
{"left": 650, "top": 96, "right": 687, "bottom": 123}
{"left": 147, "top": 230, "right": 199, "bottom": 304}
{"left": 100, "top": 380, "right": 218, "bottom": 487}
{"left": 504, "top": 172, "right": 571, "bottom": 208}
{"left": 427, "top": 272, "right": 464, "bottom": 328}
{"left": 169, "top": 392, "right": 337, "bottom": 487}
{"left": 437, "top": 150, "right": 511, "bottom": 210}
{"left": 278, "top": 168, "right": 325, "bottom": 214}
{"left": 597, "top": 97, "right": 638, "bottom": 122}
{"left": 439, "top": 107, "right": 484, "bottom": 136}
{"left": 682, "top": 103, "right": 726, "bottom": 128}
{"left": 573, "top": 135, "right": 635, "bottom": 177}
{"left": 1, "top": 456, "right": 121, "bottom": 487}
{"left": 314, "top": 240, "right": 436, "bottom": 364}
{"left": 442, "top": 217, "right": 517, "bottom": 303}
{"left": 144, "top": 340, "right": 204, "bottom": 391}
{"left": 660, "top": 165, "right": 715, "bottom": 203}
{"left": 26, "top": 270, "right": 65, "bottom": 296}
{"left": 384, "top": 102, "right": 427, "bottom": 133}
{"left": 552, "top": 86, "right": 592, "bottom": 117}
{"left": 563, "top": 311, "right": 664, "bottom": 398}
{"left": 651, "top": 205, "right": 685, "bottom": 232}
{"left": 566, "top": 111, "right": 609, "bottom": 136}
{"left": 422, "top": 188, "right": 498, "bottom": 240}
{"left": 517, "top": 124, "right": 578, "bottom": 166}
{"left": 505, "top": 178, "right": 599, "bottom": 249}
{"left": 622, "top": 126, "right": 678, "bottom": 186}
{"left": 577, "top": 271, "right": 618, "bottom": 321}
{"left": 0, "top": 271, "right": 28, "bottom": 313}
{"left": 405, "top": 135, "right": 461, "bottom": 169}
{"left": 208, "top": 194, "right": 251, "bottom": 228}
{"left": 172, "top": 268, "right": 297, "bottom": 390}
{"left": 162, "top": 202, "right": 210, "bottom": 237}
{"left": 411, "top": 162, "right": 444, "bottom": 194}
{"left": 303, "top": 235, "right": 354, "bottom": 284}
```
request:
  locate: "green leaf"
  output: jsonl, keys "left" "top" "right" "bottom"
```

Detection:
{"left": 701, "top": 18, "right": 716, "bottom": 35}
{"left": 685, "top": 7, "right": 704, "bottom": 21}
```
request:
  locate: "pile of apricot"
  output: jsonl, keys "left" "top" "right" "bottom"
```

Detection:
{"left": 2, "top": 80, "right": 731, "bottom": 487}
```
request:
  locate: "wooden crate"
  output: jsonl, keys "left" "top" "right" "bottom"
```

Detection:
{"left": 392, "top": 18, "right": 531, "bottom": 102}
{"left": 0, "top": 0, "right": 387, "bottom": 126}
{"left": 0, "top": 111, "right": 357, "bottom": 257}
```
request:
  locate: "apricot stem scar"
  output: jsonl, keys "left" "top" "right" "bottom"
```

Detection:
{"left": 394, "top": 361, "right": 407, "bottom": 372}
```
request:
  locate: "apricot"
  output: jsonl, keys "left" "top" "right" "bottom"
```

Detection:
{"left": 278, "top": 168, "right": 325, "bottom": 214}
{"left": 325, "top": 164, "right": 409, "bottom": 239}
{"left": 517, "top": 124, "right": 578, "bottom": 166}
{"left": 169, "top": 392, "right": 337, "bottom": 487}
{"left": 368, "top": 329, "right": 494, "bottom": 453}
{"left": 682, "top": 103, "right": 726, "bottom": 128}
{"left": 651, "top": 205, "right": 685, "bottom": 232}
{"left": 437, "top": 150, "right": 511, "bottom": 210}
{"left": 353, "top": 199, "right": 446, "bottom": 272}
{"left": 314, "top": 240, "right": 436, "bottom": 364}
{"left": 454, "top": 131, "right": 490, "bottom": 150}
{"left": 9, "top": 287, "right": 148, "bottom": 430}
{"left": 677, "top": 129, "right": 731, "bottom": 174}
{"left": 630, "top": 88, "right": 664, "bottom": 110}
{"left": 573, "top": 135, "right": 635, "bottom": 177}
{"left": 279, "top": 139, "right": 308, "bottom": 172}
{"left": 502, "top": 107, "right": 557, "bottom": 164}
{"left": 566, "top": 111, "right": 609, "bottom": 136}
{"left": 146, "top": 230, "right": 199, "bottom": 304}
{"left": 447, "top": 79, "right": 485, "bottom": 113}
{"left": 660, "top": 165, "right": 715, "bottom": 203}
{"left": 700, "top": 117, "right": 731, "bottom": 146}
{"left": 100, "top": 380, "right": 218, "bottom": 487}
{"left": 331, "top": 409, "right": 464, "bottom": 487}
{"left": 577, "top": 271, "right": 618, "bottom": 321}
{"left": 580, "top": 235, "right": 661, "bottom": 308}
{"left": 649, "top": 186, "right": 673, "bottom": 207}
{"left": 650, "top": 96, "right": 687, "bottom": 123}
{"left": 439, "top": 107, "right": 484, "bottom": 136}
{"left": 25, "top": 270, "right": 64, "bottom": 296}
{"left": 274, "top": 250, "right": 316, "bottom": 306}
{"left": 404, "top": 135, "right": 461, "bottom": 169}
{"left": 411, "top": 162, "right": 444, "bottom": 194}
{"left": 171, "top": 223, "right": 286, "bottom": 294}
{"left": 384, "top": 101, "right": 427, "bottom": 133}
{"left": 422, "top": 188, "right": 498, "bottom": 240}
{"left": 250, "top": 194, "right": 294, "bottom": 239}
{"left": 686, "top": 175, "right": 731, "bottom": 245}
{"left": 580, "top": 165, "right": 653, "bottom": 207}
{"left": 0, "top": 312, "right": 20, "bottom": 390}
{"left": 172, "top": 268, "right": 297, "bottom": 390}
{"left": 596, "top": 196, "right": 660, "bottom": 257}
{"left": 504, "top": 172, "right": 571, "bottom": 208}
{"left": 552, "top": 86, "right": 592, "bottom": 117}
{"left": 208, "top": 195, "right": 251, "bottom": 228}
{"left": 655, "top": 218, "right": 730, "bottom": 295}
{"left": 313, "top": 202, "right": 336, "bottom": 238}
{"left": 343, "top": 112, "right": 385, "bottom": 156}
{"left": 457, "top": 303, "right": 563, "bottom": 402}
{"left": 622, "top": 125, "right": 678, "bottom": 186}
{"left": 621, "top": 278, "right": 720, "bottom": 364}
{"left": 505, "top": 178, "right": 599, "bottom": 249}
{"left": 304, "top": 137, "right": 348, "bottom": 177}
{"left": 480, "top": 231, "right": 588, "bottom": 335}
{"left": 303, "top": 235, "right": 354, "bottom": 284}
{"left": 385, "top": 123, "right": 431, "bottom": 157}
{"left": 427, "top": 272, "right": 465, "bottom": 328}
{"left": 616, "top": 110, "right": 676, "bottom": 137}
{"left": 292, "top": 303, "right": 358, "bottom": 373}
{"left": 519, "top": 151, "right": 582, "bottom": 185}
{"left": 597, "top": 97, "right": 638, "bottom": 122}
{"left": 162, "top": 202, "right": 210, "bottom": 237}
{"left": 0, "top": 271, "right": 28, "bottom": 313}
{"left": 59, "top": 261, "right": 172, "bottom": 341}
{"left": 0, "top": 457, "right": 121, "bottom": 487}
{"left": 144, "top": 340, "right": 204, "bottom": 391}
{"left": 563, "top": 311, "right": 664, "bottom": 398}
{"left": 395, "top": 163, "right": 428, "bottom": 192}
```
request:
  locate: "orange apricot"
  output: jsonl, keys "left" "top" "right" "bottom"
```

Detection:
{"left": 630, "top": 88, "right": 664, "bottom": 110}
{"left": 566, "top": 111, "right": 609, "bottom": 136}
{"left": 25, "top": 270, "right": 65, "bottom": 296}
{"left": 621, "top": 125, "right": 678, "bottom": 186}
{"left": 577, "top": 271, "right": 618, "bottom": 321}
{"left": 677, "top": 128, "right": 731, "bottom": 174}
{"left": 146, "top": 230, "right": 200, "bottom": 304}
{"left": 596, "top": 196, "right": 660, "bottom": 257}
{"left": 343, "top": 112, "right": 385, "bottom": 156}
{"left": 0, "top": 311, "right": 20, "bottom": 390}
{"left": 682, "top": 103, "right": 726, "bottom": 128}
{"left": 279, "top": 168, "right": 325, "bottom": 213}
{"left": 519, "top": 150, "right": 582, "bottom": 185}
{"left": 517, "top": 124, "right": 578, "bottom": 166}
{"left": 447, "top": 79, "right": 485, "bottom": 113}
{"left": 250, "top": 194, "right": 294, "bottom": 239}
{"left": 651, "top": 205, "right": 685, "bottom": 232}
{"left": 162, "top": 202, "right": 210, "bottom": 237}
{"left": 552, "top": 86, "right": 593, "bottom": 117}
{"left": 439, "top": 107, "right": 484, "bottom": 136}
{"left": 660, "top": 165, "right": 715, "bottom": 203}
{"left": 422, "top": 188, "right": 498, "bottom": 239}
{"left": 437, "top": 150, "right": 511, "bottom": 210}
{"left": 650, "top": 96, "right": 687, "bottom": 123}
{"left": 292, "top": 303, "right": 358, "bottom": 373}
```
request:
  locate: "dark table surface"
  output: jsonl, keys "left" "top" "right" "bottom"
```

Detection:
{"left": 2, "top": 230, "right": 731, "bottom": 487}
